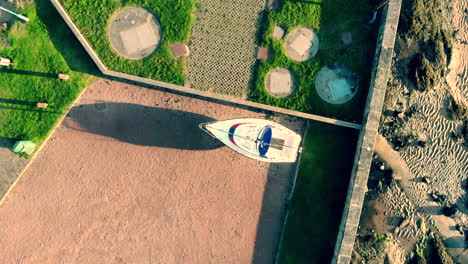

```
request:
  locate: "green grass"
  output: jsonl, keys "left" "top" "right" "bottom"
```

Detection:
{"left": 278, "top": 121, "right": 359, "bottom": 263}
{"left": 0, "top": 1, "right": 96, "bottom": 147}
{"left": 250, "top": 0, "right": 375, "bottom": 122}
{"left": 59, "top": 0, "right": 195, "bottom": 85}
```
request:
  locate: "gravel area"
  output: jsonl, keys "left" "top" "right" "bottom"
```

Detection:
{"left": 0, "top": 79, "right": 305, "bottom": 263}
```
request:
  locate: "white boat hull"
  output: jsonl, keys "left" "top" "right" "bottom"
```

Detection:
{"left": 200, "top": 118, "right": 302, "bottom": 163}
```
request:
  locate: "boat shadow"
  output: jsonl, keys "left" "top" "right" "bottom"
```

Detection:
{"left": 251, "top": 162, "right": 299, "bottom": 264}
{"left": 64, "top": 102, "right": 223, "bottom": 150}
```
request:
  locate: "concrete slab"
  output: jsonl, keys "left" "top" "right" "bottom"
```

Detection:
{"left": 285, "top": 27, "right": 319, "bottom": 62}
{"left": 171, "top": 43, "right": 190, "bottom": 58}
{"left": 256, "top": 47, "right": 270, "bottom": 60}
{"left": 109, "top": 7, "right": 161, "bottom": 60}
{"left": 266, "top": 68, "right": 295, "bottom": 98}
{"left": 315, "top": 63, "right": 358, "bottom": 104}
{"left": 272, "top": 25, "right": 284, "bottom": 39}
{"left": 0, "top": 138, "right": 27, "bottom": 199}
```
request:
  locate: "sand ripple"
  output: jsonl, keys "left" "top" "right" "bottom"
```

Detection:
{"left": 397, "top": 0, "right": 468, "bottom": 232}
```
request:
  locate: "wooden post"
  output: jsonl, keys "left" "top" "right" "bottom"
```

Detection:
{"left": 36, "top": 103, "right": 48, "bottom": 109}
{"left": 58, "top": 74, "right": 70, "bottom": 80}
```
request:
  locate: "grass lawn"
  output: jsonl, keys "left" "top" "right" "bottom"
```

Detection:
{"left": 0, "top": 1, "right": 96, "bottom": 147}
{"left": 59, "top": 0, "right": 195, "bottom": 86}
{"left": 278, "top": 121, "right": 359, "bottom": 263}
{"left": 250, "top": 0, "right": 376, "bottom": 123}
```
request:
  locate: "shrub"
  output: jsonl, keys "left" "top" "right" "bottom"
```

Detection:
{"left": 412, "top": 54, "right": 439, "bottom": 91}
{"left": 448, "top": 97, "right": 468, "bottom": 121}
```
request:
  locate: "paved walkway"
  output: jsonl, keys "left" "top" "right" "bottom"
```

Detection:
{"left": 0, "top": 138, "right": 27, "bottom": 201}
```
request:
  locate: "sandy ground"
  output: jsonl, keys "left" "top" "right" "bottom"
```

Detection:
{"left": 363, "top": 0, "right": 468, "bottom": 262}
{"left": 0, "top": 79, "right": 305, "bottom": 264}
{"left": 395, "top": 0, "right": 468, "bottom": 255}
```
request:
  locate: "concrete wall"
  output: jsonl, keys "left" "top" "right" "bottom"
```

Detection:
{"left": 331, "top": 0, "right": 402, "bottom": 263}
{"left": 49, "top": 0, "right": 360, "bottom": 130}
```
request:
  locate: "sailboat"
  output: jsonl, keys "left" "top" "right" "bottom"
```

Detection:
{"left": 199, "top": 118, "right": 302, "bottom": 163}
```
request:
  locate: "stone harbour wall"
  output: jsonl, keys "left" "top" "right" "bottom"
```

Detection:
{"left": 331, "top": 0, "right": 403, "bottom": 263}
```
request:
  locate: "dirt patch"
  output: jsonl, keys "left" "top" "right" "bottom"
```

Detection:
{"left": 0, "top": 79, "right": 305, "bottom": 263}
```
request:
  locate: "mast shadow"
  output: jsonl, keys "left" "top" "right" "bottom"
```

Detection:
{"left": 64, "top": 102, "right": 223, "bottom": 150}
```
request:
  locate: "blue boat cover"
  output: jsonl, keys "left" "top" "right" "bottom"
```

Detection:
{"left": 258, "top": 126, "right": 272, "bottom": 157}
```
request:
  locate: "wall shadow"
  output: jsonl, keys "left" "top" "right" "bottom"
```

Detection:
{"left": 421, "top": 205, "right": 444, "bottom": 215}
{"left": 0, "top": 98, "right": 36, "bottom": 107}
{"left": 64, "top": 102, "right": 223, "bottom": 150}
{"left": 35, "top": 1, "right": 101, "bottom": 76}
{"left": 0, "top": 136, "right": 15, "bottom": 149}
{"left": 252, "top": 162, "right": 299, "bottom": 264}
{"left": 0, "top": 69, "right": 57, "bottom": 78}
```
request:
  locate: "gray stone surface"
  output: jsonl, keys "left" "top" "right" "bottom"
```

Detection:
{"left": 0, "top": 141, "right": 28, "bottom": 200}
{"left": 108, "top": 7, "right": 161, "bottom": 60}
{"left": 0, "top": 139, "right": 27, "bottom": 199}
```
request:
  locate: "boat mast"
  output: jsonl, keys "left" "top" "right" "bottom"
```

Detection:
{"left": 202, "top": 124, "right": 296, "bottom": 149}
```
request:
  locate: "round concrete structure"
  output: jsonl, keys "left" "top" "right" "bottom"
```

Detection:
{"left": 315, "top": 63, "right": 358, "bottom": 104}
{"left": 284, "top": 27, "right": 319, "bottom": 62}
{"left": 265, "top": 68, "right": 296, "bottom": 98}
{"left": 109, "top": 7, "right": 161, "bottom": 60}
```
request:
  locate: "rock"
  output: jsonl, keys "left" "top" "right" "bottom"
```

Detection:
{"left": 442, "top": 206, "right": 457, "bottom": 217}
{"left": 171, "top": 43, "right": 190, "bottom": 58}
{"left": 399, "top": 218, "right": 410, "bottom": 228}
{"left": 430, "top": 192, "right": 447, "bottom": 203}
{"left": 256, "top": 47, "right": 271, "bottom": 60}
{"left": 397, "top": 112, "right": 405, "bottom": 119}
{"left": 422, "top": 176, "right": 431, "bottom": 184}
{"left": 272, "top": 25, "right": 284, "bottom": 39}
